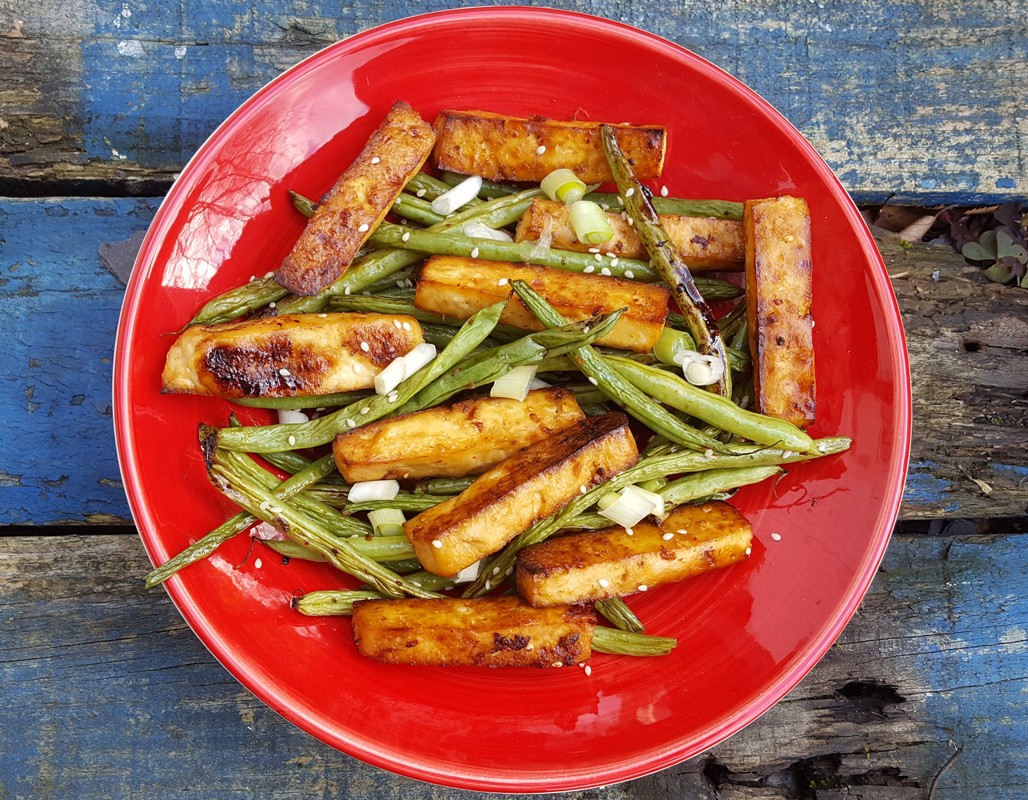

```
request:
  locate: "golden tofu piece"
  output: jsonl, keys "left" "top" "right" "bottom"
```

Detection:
{"left": 515, "top": 198, "right": 745, "bottom": 270}
{"left": 404, "top": 413, "right": 639, "bottom": 577}
{"left": 276, "top": 101, "right": 435, "bottom": 295}
{"left": 414, "top": 256, "right": 670, "bottom": 353}
{"left": 515, "top": 501, "right": 753, "bottom": 606}
{"left": 162, "top": 312, "right": 423, "bottom": 398}
{"left": 332, "top": 387, "right": 585, "bottom": 482}
{"left": 431, "top": 110, "right": 665, "bottom": 184}
{"left": 744, "top": 196, "right": 816, "bottom": 427}
{"left": 351, "top": 595, "right": 596, "bottom": 667}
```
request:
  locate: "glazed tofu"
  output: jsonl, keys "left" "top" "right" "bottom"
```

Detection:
{"left": 515, "top": 501, "right": 752, "bottom": 606}
{"left": 351, "top": 595, "right": 596, "bottom": 668}
{"left": 744, "top": 196, "right": 816, "bottom": 427}
{"left": 431, "top": 110, "right": 665, "bottom": 184}
{"left": 332, "top": 387, "right": 585, "bottom": 482}
{"left": 515, "top": 198, "right": 745, "bottom": 270}
{"left": 414, "top": 256, "right": 670, "bottom": 353}
{"left": 276, "top": 101, "right": 435, "bottom": 295}
{"left": 404, "top": 413, "right": 639, "bottom": 577}
{"left": 162, "top": 312, "right": 423, "bottom": 398}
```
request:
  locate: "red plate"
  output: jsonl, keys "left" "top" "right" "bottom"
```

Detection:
{"left": 114, "top": 8, "right": 911, "bottom": 792}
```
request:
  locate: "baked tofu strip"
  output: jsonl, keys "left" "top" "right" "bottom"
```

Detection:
{"left": 432, "top": 110, "right": 665, "bottom": 184}
{"left": 276, "top": 101, "right": 436, "bottom": 296}
{"left": 404, "top": 413, "right": 639, "bottom": 577}
{"left": 515, "top": 501, "right": 752, "bottom": 607}
{"left": 415, "top": 256, "right": 670, "bottom": 353}
{"left": 352, "top": 595, "right": 596, "bottom": 668}
{"left": 333, "top": 387, "right": 585, "bottom": 482}
{"left": 162, "top": 312, "right": 423, "bottom": 398}
{"left": 515, "top": 198, "right": 745, "bottom": 271}
{"left": 744, "top": 196, "right": 816, "bottom": 427}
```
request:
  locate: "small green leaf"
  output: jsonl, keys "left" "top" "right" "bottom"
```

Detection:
{"left": 983, "top": 263, "right": 1014, "bottom": 284}
{"left": 961, "top": 241, "right": 993, "bottom": 261}
{"left": 995, "top": 228, "right": 1014, "bottom": 252}
{"left": 1019, "top": 271, "right": 1028, "bottom": 289}
{"left": 1000, "top": 242, "right": 1027, "bottom": 264}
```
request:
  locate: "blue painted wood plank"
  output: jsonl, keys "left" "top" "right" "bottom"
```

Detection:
{"left": 1, "top": 1, "right": 1025, "bottom": 203}
{"left": 1, "top": 532, "right": 1024, "bottom": 797}
{"left": 0, "top": 198, "right": 156, "bottom": 524}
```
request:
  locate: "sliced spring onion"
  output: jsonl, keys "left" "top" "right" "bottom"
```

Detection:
{"left": 402, "top": 342, "right": 438, "bottom": 375}
{"left": 367, "top": 508, "right": 406, "bottom": 537}
{"left": 597, "top": 487, "right": 657, "bottom": 529}
{"left": 596, "top": 491, "right": 621, "bottom": 511}
{"left": 621, "top": 484, "right": 665, "bottom": 518}
{"left": 373, "top": 357, "right": 407, "bottom": 396}
{"left": 528, "top": 377, "right": 552, "bottom": 390}
{"left": 276, "top": 408, "right": 310, "bottom": 425}
{"left": 347, "top": 480, "right": 400, "bottom": 503}
{"left": 431, "top": 175, "right": 483, "bottom": 215}
{"left": 674, "top": 349, "right": 726, "bottom": 387}
{"left": 462, "top": 221, "right": 514, "bottom": 242}
{"left": 490, "top": 365, "right": 538, "bottom": 402}
{"left": 453, "top": 560, "right": 483, "bottom": 584}
{"left": 541, "top": 168, "right": 587, "bottom": 203}
{"left": 568, "top": 200, "right": 614, "bottom": 244}
{"left": 652, "top": 327, "right": 694, "bottom": 367}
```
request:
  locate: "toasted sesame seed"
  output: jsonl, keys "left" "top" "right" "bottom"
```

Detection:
{"left": 416, "top": 188, "right": 426, "bottom": 198}
{"left": 497, "top": 277, "right": 509, "bottom": 286}
{"left": 360, "top": 406, "right": 370, "bottom": 415}
{"left": 600, "top": 267, "right": 611, "bottom": 276}
{"left": 345, "top": 419, "right": 356, "bottom": 428}
{"left": 580, "top": 485, "right": 588, "bottom": 494}
{"left": 536, "top": 145, "right": 546, "bottom": 155}
{"left": 360, "top": 341, "right": 370, "bottom": 352}
{"left": 598, "top": 578, "right": 610, "bottom": 588}
{"left": 624, "top": 270, "right": 635, "bottom": 279}
{"left": 594, "top": 252, "right": 603, "bottom": 262}
{"left": 470, "top": 247, "right": 480, "bottom": 259}
{"left": 677, "top": 529, "right": 687, "bottom": 535}
{"left": 616, "top": 195, "right": 624, "bottom": 206}
{"left": 584, "top": 265, "right": 595, "bottom": 273}
{"left": 745, "top": 546, "right": 752, "bottom": 556}
{"left": 401, "top": 231, "right": 410, "bottom": 242}
{"left": 551, "top": 661, "right": 563, "bottom": 667}
{"left": 269, "top": 302, "right": 276, "bottom": 309}
{"left": 287, "top": 435, "right": 296, "bottom": 446}
{"left": 771, "top": 532, "right": 782, "bottom": 541}
{"left": 393, "top": 319, "right": 402, "bottom": 329}
{"left": 358, "top": 223, "right": 370, "bottom": 233}
{"left": 484, "top": 580, "right": 492, "bottom": 590}
{"left": 625, "top": 187, "right": 635, "bottom": 197}
{"left": 625, "top": 527, "right": 634, "bottom": 536}
{"left": 264, "top": 271, "right": 274, "bottom": 278}
{"left": 279, "top": 368, "right": 291, "bottom": 377}
{"left": 638, "top": 584, "right": 648, "bottom": 592}
{"left": 402, "top": 321, "right": 412, "bottom": 331}
{"left": 660, "top": 185, "right": 669, "bottom": 197}
{"left": 662, "top": 532, "right": 674, "bottom": 541}
{"left": 370, "top": 156, "right": 381, "bottom": 164}
{"left": 432, "top": 540, "right": 443, "bottom": 549}
{"left": 254, "top": 558, "right": 262, "bottom": 569}
{"left": 609, "top": 257, "right": 619, "bottom": 266}
{"left": 584, "top": 664, "right": 592, "bottom": 676}
{"left": 587, "top": 376, "right": 598, "bottom": 386}
{"left": 588, "top": 247, "right": 600, "bottom": 254}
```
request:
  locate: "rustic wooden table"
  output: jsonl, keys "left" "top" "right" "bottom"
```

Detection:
{"left": 1, "top": 2, "right": 1025, "bottom": 798}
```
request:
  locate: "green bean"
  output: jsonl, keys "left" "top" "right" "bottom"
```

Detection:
{"left": 191, "top": 276, "right": 290, "bottom": 326}
{"left": 393, "top": 192, "right": 445, "bottom": 226}
{"left": 595, "top": 598, "right": 645, "bottom": 633}
{"left": 142, "top": 453, "right": 338, "bottom": 587}
{"left": 208, "top": 445, "right": 437, "bottom": 599}
{"left": 407, "top": 171, "right": 482, "bottom": 204}
{"left": 592, "top": 627, "right": 677, "bottom": 656}
{"left": 440, "top": 171, "right": 519, "bottom": 198}
{"left": 216, "top": 301, "right": 504, "bottom": 453}
{"left": 362, "top": 265, "right": 419, "bottom": 295}
{"left": 510, "top": 281, "right": 726, "bottom": 453}
{"left": 294, "top": 589, "right": 384, "bottom": 615}
{"left": 256, "top": 538, "right": 328, "bottom": 562}
{"left": 413, "top": 476, "right": 476, "bottom": 495}
{"left": 605, "top": 356, "right": 815, "bottom": 452}
{"left": 326, "top": 293, "right": 456, "bottom": 326}
{"left": 660, "top": 465, "right": 783, "bottom": 505}
{"left": 233, "top": 391, "right": 370, "bottom": 410}
{"left": 602, "top": 125, "right": 732, "bottom": 399}
{"left": 342, "top": 495, "right": 448, "bottom": 514}
{"left": 289, "top": 189, "right": 318, "bottom": 218}
{"left": 559, "top": 512, "right": 615, "bottom": 530}
{"left": 583, "top": 192, "right": 743, "bottom": 221}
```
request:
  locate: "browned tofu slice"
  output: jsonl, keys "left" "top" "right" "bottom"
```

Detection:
{"left": 276, "top": 101, "right": 435, "bottom": 296}
{"left": 515, "top": 198, "right": 745, "bottom": 270}
{"left": 404, "top": 413, "right": 639, "bottom": 577}
{"left": 332, "top": 387, "right": 585, "bottom": 482}
{"left": 432, "top": 110, "right": 665, "bottom": 184}
{"left": 414, "top": 256, "right": 670, "bottom": 353}
{"left": 515, "top": 501, "right": 752, "bottom": 606}
{"left": 744, "top": 196, "right": 816, "bottom": 427}
{"left": 162, "top": 312, "right": 423, "bottom": 398}
{"left": 351, "top": 595, "right": 596, "bottom": 667}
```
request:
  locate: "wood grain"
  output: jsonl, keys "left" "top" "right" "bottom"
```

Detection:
{"left": 0, "top": 198, "right": 1024, "bottom": 524}
{"left": 1, "top": 531, "right": 1024, "bottom": 798}
{"left": 0, "top": 1, "right": 1024, "bottom": 203}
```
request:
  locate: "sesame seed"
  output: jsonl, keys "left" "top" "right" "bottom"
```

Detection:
{"left": 248, "top": 274, "right": 256, "bottom": 282}
{"left": 491, "top": 566, "right": 500, "bottom": 576}
{"left": 388, "top": 392, "right": 398, "bottom": 403}
{"left": 345, "top": 419, "right": 356, "bottom": 428}
{"left": 279, "top": 368, "right": 291, "bottom": 377}
{"left": 551, "top": 661, "right": 563, "bottom": 668}
{"left": 396, "top": 280, "right": 405, "bottom": 288}
{"left": 598, "top": 578, "right": 610, "bottom": 588}
{"left": 370, "top": 156, "right": 381, "bottom": 164}
{"left": 497, "top": 277, "right": 509, "bottom": 286}
{"left": 584, "top": 665, "right": 592, "bottom": 676}
{"left": 627, "top": 216, "right": 634, "bottom": 226}
{"left": 268, "top": 302, "right": 276, "bottom": 309}
{"left": 660, "top": 185, "right": 669, "bottom": 197}
{"left": 625, "top": 187, "right": 635, "bottom": 197}
{"left": 594, "top": 252, "right": 603, "bottom": 262}
{"left": 484, "top": 580, "right": 492, "bottom": 590}
{"left": 600, "top": 267, "right": 611, "bottom": 276}
{"left": 402, "top": 321, "right": 412, "bottom": 331}
{"left": 783, "top": 234, "right": 795, "bottom": 242}
{"left": 704, "top": 449, "right": 715, "bottom": 458}
{"left": 393, "top": 319, "right": 402, "bottom": 329}
{"left": 264, "top": 271, "right": 275, "bottom": 278}
{"left": 471, "top": 247, "right": 480, "bottom": 258}
{"left": 588, "top": 247, "right": 600, "bottom": 254}
{"left": 745, "top": 546, "right": 752, "bottom": 556}
{"left": 526, "top": 643, "right": 534, "bottom": 651}
{"left": 580, "top": 485, "right": 588, "bottom": 494}
{"left": 250, "top": 556, "right": 263, "bottom": 570}
{"left": 771, "top": 532, "right": 782, "bottom": 541}
{"left": 352, "top": 363, "right": 363, "bottom": 373}
{"left": 625, "top": 527, "right": 634, "bottom": 536}
{"left": 401, "top": 231, "right": 410, "bottom": 242}
{"left": 432, "top": 540, "right": 443, "bottom": 549}
{"left": 360, "top": 341, "right": 370, "bottom": 352}
{"left": 610, "top": 257, "right": 619, "bottom": 266}
{"left": 616, "top": 196, "right": 624, "bottom": 206}
{"left": 584, "top": 265, "right": 595, "bottom": 273}
{"left": 662, "top": 533, "right": 674, "bottom": 541}
{"left": 817, "top": 443, "right": 828, "bottom": 453}
{"left": 811, "top": 319, "right": 817, "bottom": 328}
{"left": 416, "top": 188, "right": 426, "bottom": 198}
{"left": 344, "top": 287, "right": 351, "bottom": 295}
{"left": 536, "top": 145, "right": 546, "bottom": 155}
{"left": 676, "top": 529, "right": 687, "bottom": 535}
{"left": 587, "top": 376, "right": 598, "bottom": 386}
{"left": 624, "top": 270, "right": 635, "bottom": 279}
{"left": 360, "top": 406, "right": 370, "bottom": 415}
{"left": 583, "top": 325, "right": 591, "bottom": 333}
{"left": 638, "top": 584, "right": 648, "bottom": 592}
{"left": 287, "top": 435, "right": 296, "bottom": 446}
{"left": 358, "top": 223, "right": 370, "bottom": 233}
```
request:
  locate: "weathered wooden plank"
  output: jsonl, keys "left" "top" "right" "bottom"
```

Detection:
{"left": 1, "top": 531, "right": 1024, "bottom": 798}
{"left": 0, "top": 1, "right": 1024, "bottom": 203}
{"left": 0, "top": 198, "right": 1024, "bottom": 524}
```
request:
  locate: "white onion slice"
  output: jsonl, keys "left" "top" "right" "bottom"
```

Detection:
{"left": 621, "top": 484, "right": 665, "bottom": 518}
{"left": 453, "top": 560, "right": 483, "bottom": 584}
{"left": 373, "top": 357, "right": 407, "bottom": 395}
{"left": 674, "top": 349, "right": 726, "bottom": 387}
{"left": 431, "top": 175, "right": 483, "bottom": 215}
{"left": 347, "top": 480, "right": 400, "bottom": 503}
{"left": 490, "top": 365, "right": 538, "bottom": 402}
{"left": 276, "top": 409, "right": 310, "bottom": 425}
{"left": 367, "top": 508, "right": 406, "bottom": 537}
{"left": 597, "top": 488, "right": 657, "bottom": 529}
